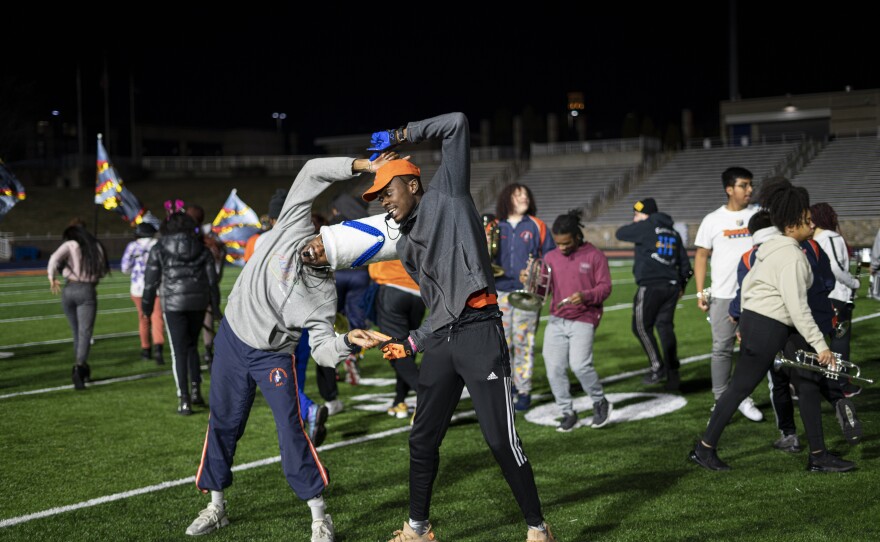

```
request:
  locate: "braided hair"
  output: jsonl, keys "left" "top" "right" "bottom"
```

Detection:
{"left": 551, "top": 208, "right": 585, "bottom": 242}
{"left": 810, "top": 202, "right": 839, "bottom": 232}
{"left": 756, "top": 176, "right": 810, "bottom": 232}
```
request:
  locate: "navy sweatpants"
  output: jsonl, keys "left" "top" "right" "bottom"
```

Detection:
{"left": 196, "top": 318, "right": 328, "bottom": 499}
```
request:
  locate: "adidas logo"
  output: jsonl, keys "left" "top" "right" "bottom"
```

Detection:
{"left": 487, "top": 372, "right": 498, "bottom": 381}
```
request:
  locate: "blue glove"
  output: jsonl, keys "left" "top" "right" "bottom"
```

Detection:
{"left": 367, "top": 127, "right": 405, "bottom": 161}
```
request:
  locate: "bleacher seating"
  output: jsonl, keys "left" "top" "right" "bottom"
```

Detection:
{"left": 516, "top": 164, "right": 637, "bottom": 226}
{"left": 592, "top": 143, "right": 801, "bottom": 224}
{"left": 792, "top": 138, "right": 880, "bottom": 218}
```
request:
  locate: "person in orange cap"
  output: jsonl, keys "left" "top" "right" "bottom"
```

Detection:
{"left": 361, "top": 113, "right": 555, "bottom": 542}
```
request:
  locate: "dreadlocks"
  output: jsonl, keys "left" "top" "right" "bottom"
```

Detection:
{"left": 551, "top": 208, "right": 585, "bottom": 241}
{"left": 757, "top": 176, "right": 810, "bottom": 232}
{"left": 810, "top": 202, "right": 839, "bottom": 232}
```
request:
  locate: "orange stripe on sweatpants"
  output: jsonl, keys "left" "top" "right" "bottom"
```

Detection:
{"left": 195, "top": 419, "right": 211, "bottom": 493}
{"left": 291, "top": 354, "right": 329, "bottom": 488}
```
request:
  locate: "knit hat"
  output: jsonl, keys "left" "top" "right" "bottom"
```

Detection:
{"left": 268, "top": 189, "right": 288, "bottom": 219}
{"left": 134, "top": 222, "right": 157, "bottom": 238}
{"left": 361, "top": 160, "right": 421, "bottom": 202}
{"left": 633, "top": 198, "right": 658, "bottom": 215}
{"left": 320, "top": 212, "right": 401, "bottom": 269}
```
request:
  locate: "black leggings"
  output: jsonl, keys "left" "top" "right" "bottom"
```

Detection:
{"left": 164, "top": 310, "right": 205, "bottom": 398}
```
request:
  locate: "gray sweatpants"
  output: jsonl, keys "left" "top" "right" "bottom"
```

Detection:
{"left": 541, "top": 315, "right": 604, "bottom": 414}
{"left": 62, "top": 282, "right": 97, "bottom": 365}
{"left": 709, "top": 297, "right": 738, "bottom": 399}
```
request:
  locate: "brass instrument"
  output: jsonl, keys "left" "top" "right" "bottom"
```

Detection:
{"left": 698, "top": 287, "right": 712, "bottom": 323}
{"left": 832, "top": 304, "right": 850, "bottom": 339}
{"left": 773, "top": 349, "right": 874, "bottom": 385}
{"left": 333, "top": 312, "right": 350, "bottom": 336}
{"left": 483, "top": 215, "right": 504, "bottom": 277}
{"left": 509, "top": 256, "right": 552, "bottom": 311}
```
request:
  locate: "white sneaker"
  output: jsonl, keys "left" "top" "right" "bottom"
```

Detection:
{"left": 185, "top": 501, "right": 229, "bottom": 536}
{"left": 311, "top": 514, "right": 334, "bottom": 542}
{"left": 738, "top": 397, "right": 764, "bottom": 422}
{"left": 325, "top": 399, "right": 344, "bottom": 416}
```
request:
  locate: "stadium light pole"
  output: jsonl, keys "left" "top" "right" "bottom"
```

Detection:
{"left": 272, "top": 112, "right": 287, "bottom": 133}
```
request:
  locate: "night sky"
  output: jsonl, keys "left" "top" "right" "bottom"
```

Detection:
{"left": 4, "top": 4, "right": 877, "bottom": 157}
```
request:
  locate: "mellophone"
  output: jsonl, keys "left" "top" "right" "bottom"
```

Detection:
{"left": 773, "top": 349, "right": 874, "bottom": 385}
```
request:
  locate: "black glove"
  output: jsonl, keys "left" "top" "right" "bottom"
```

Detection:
{"left": 379, "top": 336, "right": 414, "bottom": 360}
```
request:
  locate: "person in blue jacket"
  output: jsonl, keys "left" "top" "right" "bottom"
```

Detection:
{"left": 491, "top": 184, "right": 554, "bottom": 411}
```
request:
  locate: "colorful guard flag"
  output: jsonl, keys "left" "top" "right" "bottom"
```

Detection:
{"left": 212, "top": 189, "right": 261, "bottom": 266}
{"left": 0, "top": 159, "right": 26, "bottom": 223}
{"left": 94, "top": 134, "right": 160, "bottom": 228}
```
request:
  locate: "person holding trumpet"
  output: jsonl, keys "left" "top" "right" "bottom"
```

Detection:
{"left": 541, "top": 209, "right": 613, "bottom": 432}
{"left": 493, "top": 183, "right": 555, "bottom": 412}
{"left": 689, "top": 177, "right": 855, "bottom": 473}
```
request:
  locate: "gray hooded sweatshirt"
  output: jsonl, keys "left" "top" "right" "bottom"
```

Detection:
{"left": 224, "top": 157, "right": 358, "bottom": 367}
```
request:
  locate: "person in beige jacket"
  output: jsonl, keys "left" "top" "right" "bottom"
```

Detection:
{"left": 689, "top": 177, "right": 854, "bottom": 473}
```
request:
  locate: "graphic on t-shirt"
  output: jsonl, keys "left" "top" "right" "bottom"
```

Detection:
{"left": 722, "top": 228, "right": 751, "bottom": 239}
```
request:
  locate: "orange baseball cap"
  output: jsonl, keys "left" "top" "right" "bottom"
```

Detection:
{"left": 362, "top": 160, "right": 421, "bottom": 202}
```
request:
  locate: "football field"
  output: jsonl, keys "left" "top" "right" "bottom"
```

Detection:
{"left": 1, "top": 262, "right": 878, "bottom": 541}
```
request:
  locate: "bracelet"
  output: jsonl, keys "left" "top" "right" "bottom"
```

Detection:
{"left": 367, "top": 160, "right": 373, "bottom": 173}
{"left": 407, "top": 336, "right": 418, "bottom": 353}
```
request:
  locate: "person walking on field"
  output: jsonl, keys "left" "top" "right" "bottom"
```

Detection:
{"left": 615, "top": 197, "right": 691, "bottom": 391}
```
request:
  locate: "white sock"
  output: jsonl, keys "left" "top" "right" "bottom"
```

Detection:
{"left": 408, "top": 519, "right": 429, "bottom": 535}
{"left": 528, "top": 523, "right": 546, "bottom": 532}
{"left": 307, "top": 495, "right": 326, "bottom": 522}
{"left": 211, "top": 491, "right": 224, "bottom": 509}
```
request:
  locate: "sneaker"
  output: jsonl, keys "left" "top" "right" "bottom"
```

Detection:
{"left": 141, "top": 348, "right": 152, "bottom": 361}
{"left": 807, "top": 451, "right": 856, "bottom": 473}
{"left": 154, "top": 344, "right": 165, "bottom": 366}
{"left": 514, "top": 393, "right": 532, "bottom": 411}
{"left": 841, "top": 382, "right": 862, "bottom": 398}
{"left": 664, "top": 370, "right": 680, "bottom": 391}
{"left": 773, "top": 433, "right": 803, "bottom": 453}
{"left": 185, "top": 501, "right": 229, "bottom": 536}
{"left": 80, "top": 362, "right": 91, "bottom": 381}
{"left": 591, "top": 398, "right": 613, "bottom": 428}
{"left": 387, "top": 402, "right": 410, "bottom": 419}
{"left": 737, "top": 397, "right": 763, "bottom": 422}
{"left": 311, "top": 514, "right": 334, "bottom": 542}
{"left": 688, "top": 441, "right": 731, "bottom": 471}
{"left": 308, "top": 404, "right": 329, "bottom": 446}
{"left": 527, "top": 523, "right": 557, "bottom": 542}
{"left": 178, "top": 397, "right": 193, "bottom": 416}
{"left": 344, "top": 353, "right": 361, "bottom": 385}
{"left": 641, "top": 370, "right": 663, "bottom": 385}
{"left": 387, "top": 522, "right": 437, "bottom": 541}
{"left": 556, "top": 411, "right": 578, "bottom": 433}
{"left": 325, "top": 399, "right": 344, "bottom": 416}
{"left": 71, "top": 365, "right": 86, "bottom": 391}
{"left": 835, "top": 398, "right": 862, "bottom": 445}
{"left": 191, "top": 383, "right": 205, "bottom": 406}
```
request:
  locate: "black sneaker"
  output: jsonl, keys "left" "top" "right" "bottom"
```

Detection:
{"left": 141, "top": 348, "right": 152, "bottom": 361}
{"left": 807, "top": 451, "right": 855, "bottom": 473}
{"left": 591, "top": 398, "right": 613, "bottom": 428}
{"left": 556, "top": 411, "right": 578, "bottom": 432}
{"left": 71, "top": 365, "right": 86, "bottom": 391}
{"left": 664, "top": 370, "right": 680, "bottom": 391}
{"left": 514, "top": 393, "right": 532, "bottom": 411}
{"left": 154, "top": 344, "right": 165, "bottom": 366}
{"left": 835, "top": 398, "right": 862, "bottom": 445}
{"left": 642, "top": 371, "right": 664, "bottom": 385}
{"left": 773, "top": 433, "right": 803, "bottom": 453}
{"left": 80, "top": 362, "right": 91, "bottom": 381}
{"left": 191, "top": 383, "right": 206, "bottom": 406}
{"left": 178, "top": 397, "right": 193, "bottom": 416}
{"left": 688, "top": 442, "right": 731, "bottom": 471}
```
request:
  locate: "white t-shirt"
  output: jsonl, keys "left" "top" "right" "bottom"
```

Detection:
{"left": 694, "top": 205, "right": 758, "bottom": 299}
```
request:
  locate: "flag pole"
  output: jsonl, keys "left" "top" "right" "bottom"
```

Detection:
{"left": 94, "top": 133, "right": 101, "bottom": 238}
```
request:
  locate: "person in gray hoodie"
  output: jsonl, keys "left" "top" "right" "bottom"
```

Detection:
{"left": 360, "top": 112, "right": 554, "bottom": 542}
{"left": 184, "top": 153, "right": 395, "bottom": 542}
{"left": 689, "top": 177, "right": 853, "bottom": 473}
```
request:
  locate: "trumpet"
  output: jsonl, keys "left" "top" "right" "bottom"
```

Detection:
{"left": 482, "top": 214, "right": 504, "bottom": 278}
{"left": 509, "top": 256, "right": 552, "bottom": 311}
{"left": 773, "top": 349, "right": 874, "bottom": 385}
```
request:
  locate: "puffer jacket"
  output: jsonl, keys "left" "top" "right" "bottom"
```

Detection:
{"left": 142, "top": 232, "right": 220, "bottom": 316}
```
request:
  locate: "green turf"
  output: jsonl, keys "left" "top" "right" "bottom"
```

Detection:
{"left": 1, "top": 263, "right": 878, "bottom": 541}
